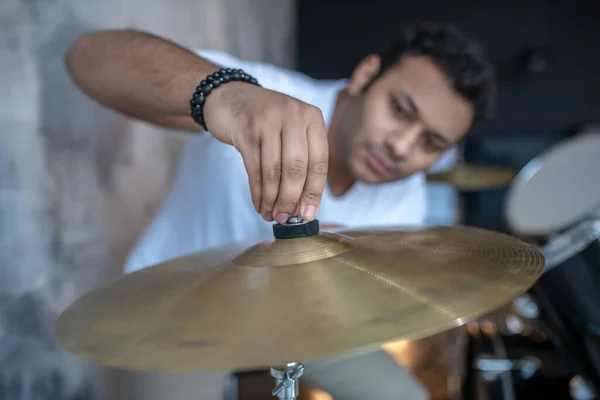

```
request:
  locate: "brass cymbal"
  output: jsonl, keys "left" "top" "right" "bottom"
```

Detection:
{"left": 427, "top": 164, "right": 516, "bottom": 191}
{"left": 55, "top": 225, "right": 544, "bottom": 372}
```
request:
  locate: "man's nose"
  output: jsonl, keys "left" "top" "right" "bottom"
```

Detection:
{"left": 385, "top": 123, "right": 423, "bottom": 160}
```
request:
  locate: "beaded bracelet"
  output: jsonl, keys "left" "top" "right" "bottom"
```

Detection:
{"left": 190, "top": 68, "right": 260, "bottom": 131}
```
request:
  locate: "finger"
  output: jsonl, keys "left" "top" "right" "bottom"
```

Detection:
{"left": 300, "top": 120, "right": 328, "bottom": 221}
{"left": 273, "top": 119, "right": 308, "bottom": 224}
{"left": 239, "top": 141, "right": 262, "bottom": 213}
{"left": 260, "top": 131, "right": 282, "bottom": 222}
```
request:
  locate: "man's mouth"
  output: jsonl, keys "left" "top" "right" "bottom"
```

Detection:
{"left": 367, "top": 152, "right": 392, "bottom": 176}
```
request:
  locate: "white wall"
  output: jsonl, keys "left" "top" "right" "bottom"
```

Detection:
{"left": 0, "top": 0, "right": 295, "bottom": 398}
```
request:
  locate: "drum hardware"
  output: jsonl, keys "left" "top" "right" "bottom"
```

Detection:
{"left": 505, "top": 140, "right": 600, "bottom": 397}
{"left": 270, "top": 362, "right": 304, "bottom": 400}
{"left": 504, "top": 315, "right": 528, "bottom": 335}
{"left": 53, "top": 219, "right": 545, "bottom": 399}
{"left": 466, "top": 319, "right": 586, "bottom": 400}
{"left": 463, "top": 301, "right": 588, "bottom": 400}
{"left": 474, "top": 355, "right": 541, "bottom": 381}
{"left": 512, "top": 295, "right": 540, "bottom": 320}
{"left": 486, "top": 330, "right": 517, "bottom": 400}
{"left": 529, "top": 283, "right": 600, "bottom": 394}
{"left": 570, "top": 375, "right": 596, "bottom": 400}
{"left": 526, "top": 217, "right": 600, "bottom": 397}
{"left": 541, "top": 219, "right": 600, "bottom": 272}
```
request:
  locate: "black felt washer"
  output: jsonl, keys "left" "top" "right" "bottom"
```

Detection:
{"left": 272, "top": 219, "right": 320, "bottom": 239}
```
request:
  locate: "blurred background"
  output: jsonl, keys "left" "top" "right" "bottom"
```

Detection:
{"left": 2, "top": 0, "right": 600, "bottom": 399}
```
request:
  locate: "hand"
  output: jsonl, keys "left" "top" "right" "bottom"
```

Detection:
{"left": 203, "top": 82, "right": 329, "bottom": 224}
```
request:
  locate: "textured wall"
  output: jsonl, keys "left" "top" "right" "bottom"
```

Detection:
{"left": 0, "top": 0, "right": 295, "bottom": 398}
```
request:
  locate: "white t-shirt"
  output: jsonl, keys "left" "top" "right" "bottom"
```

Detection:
{"left": 124, "top": 50, "right": 427, "bottom": 273}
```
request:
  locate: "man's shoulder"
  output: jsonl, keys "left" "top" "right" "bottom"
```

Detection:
{"left": 193, "top": 49, "right": 346, "bottom": 107}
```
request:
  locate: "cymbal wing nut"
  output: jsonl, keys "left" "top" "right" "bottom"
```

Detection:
{"left": 270, "top": 363, "right": 304, "bottom": 399}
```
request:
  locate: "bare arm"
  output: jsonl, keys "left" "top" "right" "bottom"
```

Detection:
{"left": 65, "top": 29, "right": 218, "bottom": 131}
{"left": 66, "top": 29, "right": 330, "bottom": 225}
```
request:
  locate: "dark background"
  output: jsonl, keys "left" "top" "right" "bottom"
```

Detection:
{"left": 296, "top": 0, "right": 600, "bottom": 232}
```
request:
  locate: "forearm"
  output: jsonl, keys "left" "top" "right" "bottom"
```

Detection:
{"left": 65, "top": 29, "right": 218, "bottom": 130}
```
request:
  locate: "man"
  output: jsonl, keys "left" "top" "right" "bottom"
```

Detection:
{"left": 65, "top": 21, "right": 496, "bottom": 399}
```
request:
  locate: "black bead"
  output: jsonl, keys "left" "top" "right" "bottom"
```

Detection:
{"left": 197, "top": 117, "right": 207, "bottom": 129}
{"left": 192, "top": 69, "right": 261, "bottom": 131}
{"left": 201, "top": 84, "right": 212, "bottom": 95}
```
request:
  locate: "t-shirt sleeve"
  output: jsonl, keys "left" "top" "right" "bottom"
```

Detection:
{"left": 194, "top": 49, "right": 313, "bottom": 96}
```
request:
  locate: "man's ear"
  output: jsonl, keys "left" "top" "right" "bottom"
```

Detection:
{"left": 347, "top": 54, "right": 381, "bottom": 95}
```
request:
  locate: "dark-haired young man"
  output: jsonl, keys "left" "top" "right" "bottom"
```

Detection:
{"left": 65, "top": 22, "right": 496, "bottom": 399}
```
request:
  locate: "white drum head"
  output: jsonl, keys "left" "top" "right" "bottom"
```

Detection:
{"left": 505, "top": 132, "right": 600, "bottom": 235}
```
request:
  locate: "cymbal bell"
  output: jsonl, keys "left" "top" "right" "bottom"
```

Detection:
{"left": 55, "top": 223, "right": 544, "bottom": 372}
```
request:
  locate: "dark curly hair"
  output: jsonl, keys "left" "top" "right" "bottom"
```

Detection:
{"left": 375, "top": 21, "right": 497, "bottom": 122}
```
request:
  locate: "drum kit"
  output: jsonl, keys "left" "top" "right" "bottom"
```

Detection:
{"left": 458, "top": 131, "right": 600, "bottom": 400}
{"left": 53, "top": 132, "right": 600, "bottom": 399}
{"left": 499, "top": 131, "right": 600, "bottom": 400}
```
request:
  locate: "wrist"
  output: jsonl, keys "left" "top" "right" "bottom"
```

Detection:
{"left": 189, "top": 68, "right": 260, "bottom": 131}
{"left": 202, "top": 81, "right": 246, "bottom": 133}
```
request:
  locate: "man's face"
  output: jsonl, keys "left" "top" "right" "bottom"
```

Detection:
{"left": 340, "top": 55, "right": 475, "bottom": 183}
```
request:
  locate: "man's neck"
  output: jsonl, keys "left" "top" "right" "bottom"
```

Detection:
{"left": 327, "top": 89, "right": 355, "bottom": 197}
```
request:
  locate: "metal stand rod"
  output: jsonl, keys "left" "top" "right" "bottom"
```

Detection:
{"left": 270, "top": 362, "right": 305, "bottom": 400}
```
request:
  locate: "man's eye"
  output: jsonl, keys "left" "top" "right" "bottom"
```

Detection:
{"left": 394, "top": 101, "right": 404, "bottom": 113}
{"left": 422, "top": 136, "right": 444, "bottom": 152}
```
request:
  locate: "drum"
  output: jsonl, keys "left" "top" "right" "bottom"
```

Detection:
{"left": 504, "top": 131, "right": 600, "bottom": 237}
{"left": 526, "top": 219, "right": 600, "bottom": 396}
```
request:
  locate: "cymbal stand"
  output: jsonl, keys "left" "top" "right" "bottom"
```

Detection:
{"left": 264, "top": 218, "right": 312, "bottom": 399}
{"left": 270, "top": 362, "right": 305, "bottom": 400}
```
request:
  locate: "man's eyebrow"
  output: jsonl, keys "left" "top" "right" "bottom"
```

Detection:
{"left": 396, "top": 91, "right": 418, "bottom": 114}
{"left": 428, "top": 131, "right": 452, "bottom": 146}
